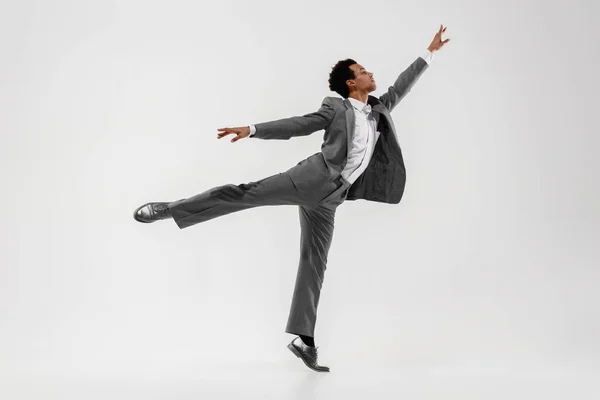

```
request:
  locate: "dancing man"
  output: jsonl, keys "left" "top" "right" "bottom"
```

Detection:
{"left": 134, "top": 25, "right": 450, "bottom": 372}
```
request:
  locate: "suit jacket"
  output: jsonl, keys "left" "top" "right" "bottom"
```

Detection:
{"left": 252, "top": 56, "right": 430, "bottom": 204}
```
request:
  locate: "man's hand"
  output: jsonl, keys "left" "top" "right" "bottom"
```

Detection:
{"left": 428, "top": 24, "right": 450, "bottom": 52}
{"left": 216, "top": 126, "right": 251, "bottom": 143}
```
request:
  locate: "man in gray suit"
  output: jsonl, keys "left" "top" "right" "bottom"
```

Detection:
{"left": 134, "top": 25, "right": 450, "bottom": 372}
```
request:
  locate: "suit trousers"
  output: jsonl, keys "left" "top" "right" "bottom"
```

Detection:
{"left": 168, "top": 154, "right": 352, "bottom": 337}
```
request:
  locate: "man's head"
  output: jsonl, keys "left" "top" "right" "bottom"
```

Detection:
{"left": 328, "top": 58, "right": 376, "bottom": 99}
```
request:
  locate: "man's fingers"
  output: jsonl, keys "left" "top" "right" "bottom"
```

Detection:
{"left": 217, "top": 128, "right": 236, "bottom": 139}
{"left": 217, "top": 127, "right": 247, "bottom": 142}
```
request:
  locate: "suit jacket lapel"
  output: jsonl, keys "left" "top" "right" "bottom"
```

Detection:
{"left": 343, "top": 99, "right": 355, "bottom": 159}
{"left": 369, "top": 96, "right": 386, "bottom": 125}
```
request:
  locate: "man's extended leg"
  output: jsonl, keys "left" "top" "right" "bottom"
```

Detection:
{"left": 166, "top": 171, "right": 309, "bottom": 229}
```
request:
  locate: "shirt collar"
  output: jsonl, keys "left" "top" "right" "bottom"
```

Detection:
{"left": 347, "top": 97, "right": 372, "bottom": 114}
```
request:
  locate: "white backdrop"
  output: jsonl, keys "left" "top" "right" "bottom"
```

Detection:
{"left": 1, "top": 0, "right": 599, "bottom": 396}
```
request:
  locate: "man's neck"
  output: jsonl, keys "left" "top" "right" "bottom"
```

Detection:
{"left": 348, "top": 92, "right": 369, "bottom": 104}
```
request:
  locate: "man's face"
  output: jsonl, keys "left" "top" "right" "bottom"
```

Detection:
{"left": 347, "top": 63, "right": 376, "bottom": 94}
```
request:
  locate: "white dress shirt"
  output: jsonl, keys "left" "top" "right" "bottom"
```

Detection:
{"left": 249, "top": 50, "right": 434, "bottom": 184}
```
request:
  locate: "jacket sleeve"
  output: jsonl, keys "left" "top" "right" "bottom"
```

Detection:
{"left": 379, "top": 56, "right": 430, "bottom": 113}
{"left": 250, "top": 97, "right": 335, "bottom": 140}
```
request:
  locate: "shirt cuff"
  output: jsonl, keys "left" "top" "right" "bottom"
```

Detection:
{"left": 421, "top": 49, "right": 434, "bottom": 65}
{"left": 249, "top": 125, "right": 256, "bottom": 137}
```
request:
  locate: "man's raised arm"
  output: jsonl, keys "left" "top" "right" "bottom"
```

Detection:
{"left": 379, "top": 24, "right": 450, "bottom": 113}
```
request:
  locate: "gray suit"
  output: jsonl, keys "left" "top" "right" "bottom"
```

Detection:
{"left": 168, "top": 56, "right": 429, "bottom": 337}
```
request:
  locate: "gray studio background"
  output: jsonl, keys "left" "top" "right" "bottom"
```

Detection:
{"left": 1, "top": 0, "right": 599, "bottom": 387}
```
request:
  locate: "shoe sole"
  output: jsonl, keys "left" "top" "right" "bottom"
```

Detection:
{"left": 287, "top": 342, "right": 330, "bottom": 372}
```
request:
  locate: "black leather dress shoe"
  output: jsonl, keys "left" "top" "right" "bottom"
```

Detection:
{"left": 287, "top": 337, "right": 330, "bottom": 372}
{"left": 133, "top": 202, "right": 172, "bottom": 223}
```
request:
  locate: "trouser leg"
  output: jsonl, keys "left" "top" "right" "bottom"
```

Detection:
{"left": 168, "top": 171, "right": 303, "bottom": 229}
{"left": 285, "top": 203, "right": 337, "bottom": 337}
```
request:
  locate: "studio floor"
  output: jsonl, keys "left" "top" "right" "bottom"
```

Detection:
{"left": 2, "top": 360, "right": 597, "bottom": 399}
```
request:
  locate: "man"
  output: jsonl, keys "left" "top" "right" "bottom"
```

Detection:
{"left": 134, "top": 25, "right": 450, "bottom": 372}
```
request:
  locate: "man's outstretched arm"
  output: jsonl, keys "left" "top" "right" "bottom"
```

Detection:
{"left": 217, "top": 97, "right": 335, "bottom": 143}
{"left": 378, "top": 52, "right": 432, "bottom": 113}
{"left": 379, "top": 25, "right": 450, "bottom": 112}
{"left": 252, "top": 97, "right": 335, "bottom": 140}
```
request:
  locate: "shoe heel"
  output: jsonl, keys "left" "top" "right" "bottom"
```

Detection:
{"left": 287, "top": 343, "right": 301, "bottom": 358}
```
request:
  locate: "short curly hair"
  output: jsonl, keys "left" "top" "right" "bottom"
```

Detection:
{"left": 328, "top": 58, "right": 357, "bottom": 98}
